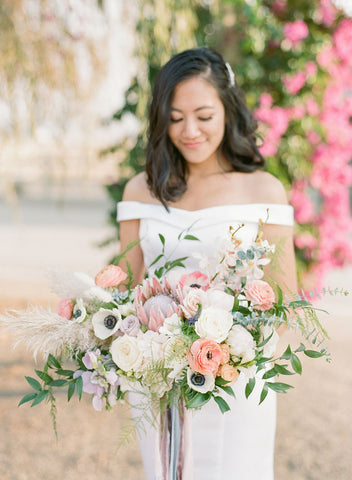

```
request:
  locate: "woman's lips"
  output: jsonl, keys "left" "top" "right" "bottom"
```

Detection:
{"left": 182, "top": 141, "right": 204, "bottom": 149}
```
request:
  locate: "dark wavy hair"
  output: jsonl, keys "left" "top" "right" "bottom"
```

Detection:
{"left": 146, "top": 47, "right": 265, "bottom": 207}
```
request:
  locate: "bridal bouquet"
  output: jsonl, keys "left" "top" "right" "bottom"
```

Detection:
{"left": 0, "top": 225, "right": 330, "bottom": 424}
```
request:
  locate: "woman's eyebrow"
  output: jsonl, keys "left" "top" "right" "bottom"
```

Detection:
{"left": 171, "top": 106, "right": 215, "bottom": 112}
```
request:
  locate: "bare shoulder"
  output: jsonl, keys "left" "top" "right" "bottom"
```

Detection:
{"left": 249, "top": 171, "right": 288, "bottom": 205}
{"left": 122, "top": 172, "right": 154, "bottom": 202}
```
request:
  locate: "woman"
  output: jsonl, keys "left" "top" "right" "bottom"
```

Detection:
{"left": 117, "top": 47, "right": 297, "bottom": 480}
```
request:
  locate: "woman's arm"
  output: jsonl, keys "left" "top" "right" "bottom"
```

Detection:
{"left": 118, "top": 174, "right": 148, "bottom": 287}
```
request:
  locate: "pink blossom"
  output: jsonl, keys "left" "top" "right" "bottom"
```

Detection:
{"left": 290, "top": 182, "right": 315, "bottom": 224}
{"left": 57, "top": 299, "right": 73, "bottom": 320}
{"left": 259, "top": 93, "right": 273, "bottom": 108}
{"left": 95, "top": 264, "right": 128, "bottom": 288}
{"left": 294, "top": 233, "right": 317, "bottom": 250}
{"left": 187, "top": 338, "right": 222, "bottom": 375}
{"left": 283, "top": 20, "right": 309, "bottom": 45}
{"left": 305, "top": 61, "right": 318, "bottom": 77}
{"left": 177, "top": 271, "right": 209, "bottom": 291}
{"left": 290, "top": 105, "right": 305, "bottom": 120}
{"left": 245, "top": 280, "right": 276, "bottom": 311}
{"left": 305, "top": 98, "right": 319, "bottom": 117}
{"left": 317, "top": 45, "right": 336, "bottom": 72}
{"left": 306, "top": 131, "right": 321, "bottom": 144}
{"left": 316, "top": 0, "right": 337, "bottom": 27}
{"left": 334, "top": 19, "right": 352, "bottom": 65}
{"left": 271, "top": 0, "right": 287, "bottom": 13}
{"left": 283, "top": 71, "right": 306, "bottom": 94}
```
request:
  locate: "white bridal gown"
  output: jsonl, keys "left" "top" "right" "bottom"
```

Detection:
{"left": 117, "top": 201, "right": 294, "bottom": 480}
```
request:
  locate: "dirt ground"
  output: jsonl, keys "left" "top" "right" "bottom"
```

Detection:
{"left": 0, "top": 219, "right": 351, "bottom": 479}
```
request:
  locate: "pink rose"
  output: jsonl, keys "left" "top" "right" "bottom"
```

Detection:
{"left": 57, "top": 299, "right": 73, "bottom": 320}
{"left": 95, "top": 265, "right": 128, "bottom": 288}
{"left": 245, "top": 280, "right": 276, "bottom": 311}
{"left": 283, "top": 20, "right": 309, "bottom": 45}
{"left": 187, "top": 338, "right": 222, "bottom": 375}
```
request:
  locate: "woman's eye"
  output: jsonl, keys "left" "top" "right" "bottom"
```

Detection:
{"left": 199, "top": 116, "right": 213, "bottom": 121}
{"left": 170, "top": 118, "right": 182, "bottom": 123}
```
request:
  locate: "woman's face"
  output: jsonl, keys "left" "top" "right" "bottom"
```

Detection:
{"left": 168, "top": 76, "right": 226, "bottom": 171}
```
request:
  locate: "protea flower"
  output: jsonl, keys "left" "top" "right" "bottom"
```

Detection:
{"left": 134, "top": 276, "right": 181, "bottom": 332}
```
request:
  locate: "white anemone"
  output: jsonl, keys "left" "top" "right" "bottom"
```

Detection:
{"left": 72, "top": 298, "right": 87, "bottom": 323}
{"left": 187, "top": 368, "right": 215, "bottom": 394}
{"left": 92, "top": 308, "right": 121, "bottom": 339}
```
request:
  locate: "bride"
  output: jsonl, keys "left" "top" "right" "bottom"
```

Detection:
{"left": 117, "top": 47, "right": 297, "bottom": 480}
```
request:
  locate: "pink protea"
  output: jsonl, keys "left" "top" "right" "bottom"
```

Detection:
{"left": 134, "top": 276, "right": 180, "bottom": 332}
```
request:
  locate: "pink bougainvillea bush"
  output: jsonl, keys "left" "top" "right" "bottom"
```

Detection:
{"left": 219, "top": 0, "right": 352, "bottom": 289}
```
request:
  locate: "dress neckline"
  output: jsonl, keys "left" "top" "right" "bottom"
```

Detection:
{"left": 119, "top": 200, "right": 292, "bottom": 214}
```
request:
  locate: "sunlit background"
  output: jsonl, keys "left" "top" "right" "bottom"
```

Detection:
{"left": 1, "top": 1, "right": 351, "bottom": 479}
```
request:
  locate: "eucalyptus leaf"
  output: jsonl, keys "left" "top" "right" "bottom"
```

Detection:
{"left": 186, "top": 392, "right": 211, "bottom": 409}
{"left": 266, "top": 382, "right": 293, "bottom": 393}
{"left": 35, "top": 370, "right": 53, "bottom": 384}
{"left": 259, "top": 384, "right": 268, "bottom": 404}
{"left": 67, "top": 382, "right": 75, "bottom": 402}
{"left": 304, "top": 350, "right": 325, "bottom": 358}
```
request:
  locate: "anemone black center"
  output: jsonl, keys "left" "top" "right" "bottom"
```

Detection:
{"left": 191, "top": 373, "right": 205, "bottom": 386}
{"left": 190, "top": 283, "right": 201, "bottom": 288}
{"left": 73, "top": 309, "right": 82, "bottom": 319}
{"left": 104, "top": 315, "right": 117, "bottom": 329}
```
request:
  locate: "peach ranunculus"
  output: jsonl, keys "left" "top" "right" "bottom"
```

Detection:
{"left": 57, "top": 299, "right": 74, "bottom": 320}
{"left": 187, "top": 338, "right": 222, "bottom": 375}
{"left": 95, "top": 265, "right": 128, "bottom": 288}
{"left": 245, "top": 279, "right": 276, "bottom": 311}
{"left": 219, "top": 343, "right": 230, "bottom": 365}
{"left": 217, "top": 364, "right": 239, "bottom": 384}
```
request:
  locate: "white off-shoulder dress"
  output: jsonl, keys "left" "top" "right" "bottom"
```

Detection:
{"left": 117, "top": 201, "right": 294, "bottom": 480}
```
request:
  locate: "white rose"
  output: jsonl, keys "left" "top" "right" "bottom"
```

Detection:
{"left": 260, "top": 325, "right": 279, "bottom": 358}
{"left": 204, "top": 288, "right": 234, "bottom": 312}
{"left": 110, "top": 335, "right": 143, "bottom": 372}
{"left": 181, "top": 288, "right": 206, "bottom": 319}
{"left": 137, "top": 331, "right": 168, "bottom": 365}
{"left": 195, "top": 306, "right": 233, "bottom": 343}
{"left": 227, "top": 324, "right": 256, "bottom": 362}
{"left": 159, "top": 313, "right": 183, "bottom": 336}
{"left": 187, "top": 368, "right": 215, "bottom": 394}
{"left": 118, "top": 302, "right": 136, "bottom": 316}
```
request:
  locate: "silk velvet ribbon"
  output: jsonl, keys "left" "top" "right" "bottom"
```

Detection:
{"left": 155, "top": 401, "right": 193, "bottom": 480}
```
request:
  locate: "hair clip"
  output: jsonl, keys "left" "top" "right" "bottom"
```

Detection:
{"left": 225, "top": 62, "right": 235, "bottom": 87}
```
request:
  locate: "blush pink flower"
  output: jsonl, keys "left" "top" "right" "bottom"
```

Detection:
{"left": 334, "top": 19, "right": 352, "bottom": 65}
{"left": 283, "top": 71, "right": 306, "bottom": 94}
{"left": 187, "top": 338, "right": 222, "bottom": 375}
{"left": 245, "top": 280, "right": 276, "bottom": 311}
{"left": 95, "top": 265, "right": 128, "bottom": 288}
{"left": 283, "top": 20, "right": 309, "bottom": 45}
{"left": 217, "top": 364, "right": 239, "bottom": 384}
{"left": 177, "top": 271, "right": 209, "bottom": 291}
{"left": 219, "top": 343, "right": 230, "bottom": 365}
{"left": 57, "top": 299, "right": 73, "bottom": 320}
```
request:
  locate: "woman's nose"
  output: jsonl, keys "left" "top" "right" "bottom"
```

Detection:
{"left": 182, "top": 118, "right": 200, "bottom": 138}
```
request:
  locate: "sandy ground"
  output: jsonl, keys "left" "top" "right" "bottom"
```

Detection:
{"left": 0, "top": 198, "right": 351, "bottom": 479}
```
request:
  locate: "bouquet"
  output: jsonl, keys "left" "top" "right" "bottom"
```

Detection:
{"left": 0, "top": 225, "right": 332, "bottom": 428}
